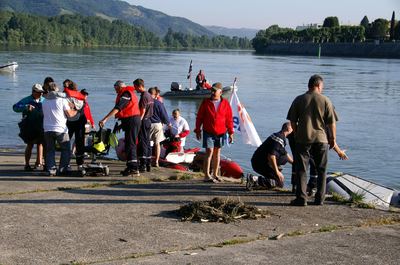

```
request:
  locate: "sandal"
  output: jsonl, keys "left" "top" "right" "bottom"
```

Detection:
{"left": 203, "top": 177, "right": 217, "bottom": 183}
{"left": 34, "top": 164, "right": 44, "bottom": 171}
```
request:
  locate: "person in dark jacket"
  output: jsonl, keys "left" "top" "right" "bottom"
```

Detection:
{"left": 249, "top": 122, "right": 293, "bottom": 189}
{"left": 99, "top": 80, "right": 141, "bottom": 176}
{"left": 134, "top": 78, "right": 154, "bottom": 172}
{"left": 149, "top": 87, "right": 169, "bottom": 167}
{"left": 13, "top": 84, "right": 45, "bottom": 171}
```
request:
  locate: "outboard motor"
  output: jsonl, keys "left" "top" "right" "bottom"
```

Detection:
{"left": 170, "top": 82, "right": 181, "bottom": 91}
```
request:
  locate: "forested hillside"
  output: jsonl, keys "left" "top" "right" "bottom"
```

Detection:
{"left": 0, "top": 12, "right": 251, "bottom": 49}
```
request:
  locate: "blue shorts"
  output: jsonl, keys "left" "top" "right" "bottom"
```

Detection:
{"left": 202, "top": 131, "right": 226, "bottom": 148}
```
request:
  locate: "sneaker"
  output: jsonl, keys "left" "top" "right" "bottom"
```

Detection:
{"left": 78, "top": 165, "right": 86, "bottom": 176}
{"left": 58, "top": 165, "right": 73, "bottom": 176}
{"left": 246, "top": 174, "right": 259, "bottom": 191}
{"left": 24, "top": 165, "right": 33, "bottom": 172}
{"left": 138, "top": 166, "right": 146, "bottom": 173}
{"left": 47, "top": 167, "right": 57, "bottom": 176}
{"left": 120, "top": 168, "right": 140, "bottom": 176}
{"left": 290, "top": 198, "right": 307, "bottom": 206}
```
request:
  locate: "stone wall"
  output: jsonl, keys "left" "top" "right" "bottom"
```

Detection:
{"left": 256, "top": 42, "right": 400, "bottom": 59}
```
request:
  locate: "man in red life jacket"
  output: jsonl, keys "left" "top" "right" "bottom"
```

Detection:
{"left": 194, "top": 82, "right": 234, "bottom": 182}
{"left": 99, "top": 80, "right": 141, "bottom": 176}
{"left": 134, "top": 78, "right": 154, "bottom": 172}
{"left": 195, "top": 70, "right": 212, "bottom": 90}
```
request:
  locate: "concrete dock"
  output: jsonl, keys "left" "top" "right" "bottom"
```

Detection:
{"left": 0, "top": 150, "right": 399, "bottom": 265}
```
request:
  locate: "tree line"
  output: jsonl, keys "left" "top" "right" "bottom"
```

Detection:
{"left": 0, "top": 12, "right": 251, "bottom": 49}
{"left": 252, "top": 13, "right": 400, "bottom": 51}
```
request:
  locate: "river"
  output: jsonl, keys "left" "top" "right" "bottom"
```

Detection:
{"left": 1, "top": 46, "right": 399, "bottom": 189}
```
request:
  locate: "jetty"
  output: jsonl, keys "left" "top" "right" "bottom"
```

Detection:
{"left": 0, "top": 150, "right": 399, "bottom": 265}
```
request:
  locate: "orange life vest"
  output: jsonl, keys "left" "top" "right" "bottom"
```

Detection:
{"left": 64, "top": 88, "right": 86, "bottom": 100}
{"left": 115, "top": 86, "right": 140, "bottom": 119}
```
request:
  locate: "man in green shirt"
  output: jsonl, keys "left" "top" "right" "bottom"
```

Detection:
{"left": 287, "top": 74, "right": 336, "bottom": 206}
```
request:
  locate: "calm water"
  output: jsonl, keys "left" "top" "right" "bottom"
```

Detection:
{"left": 1, "top": 47, "right": 399, "bottom": 189}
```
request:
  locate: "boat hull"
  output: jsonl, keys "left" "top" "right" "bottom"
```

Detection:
{"left": 0, "top": 62, "right": 18, "bottom": 72}
{"left": 162, "top": 86, "right": 233, "bottom": 99}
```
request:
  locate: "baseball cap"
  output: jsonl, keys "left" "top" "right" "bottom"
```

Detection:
{"left": 32, "top": 83, "right": 44, "bottom": 93}
{"left": 211, "top": 82, "right": 223, "bottom": 91}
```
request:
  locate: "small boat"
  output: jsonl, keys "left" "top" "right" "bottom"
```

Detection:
{"left": 162, "top": 85, "right": 234, "bottom": 99}
{"left": 327, "top": 172, "right": 400, "bottom": 210}
{"left": 0, "top": 62, "right": 18, "bottom": 72}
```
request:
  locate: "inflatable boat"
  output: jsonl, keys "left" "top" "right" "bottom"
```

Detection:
{"left": 162, "top": 85, "right": 234, "bottom": 99}
{"left": 327, "top": 172, "right": 400, "bottom": 210}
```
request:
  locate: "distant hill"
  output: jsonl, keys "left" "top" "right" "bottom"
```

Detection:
{"left": 205, "top": 26, "right": 259, "bottom": 39}
{"left": 0, "top": 0, "right": 215, "bottom": 37}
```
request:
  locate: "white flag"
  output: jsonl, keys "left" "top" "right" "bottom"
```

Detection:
{"left": 229, "top": 86, "right": 262, "bottom": 147}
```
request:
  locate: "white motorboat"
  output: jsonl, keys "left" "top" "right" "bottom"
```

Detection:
{"left": 0, "top": 62, "right": 18, "bottom": 72}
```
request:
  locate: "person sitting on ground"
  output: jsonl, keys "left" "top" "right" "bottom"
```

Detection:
{"left": 195, "top": 70, "right": 212, "bottom": 90}
{"left": 149, "top": 87, "right": 170, "bottom": 167}
{"left": 13, "top": 84, "right": 45, "bottom": 171}
{"left": 42, "top": 82, "right": 77, "bottom": 176}
{"left": 164, "top": 108, "right": 190, "bottom": 155}
{"left": 249, "top": 122, "right": 294, "bottom": 189}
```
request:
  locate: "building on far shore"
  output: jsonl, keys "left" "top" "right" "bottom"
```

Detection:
{"left": 295, "top": 23, "right": 322, "bottom": 31}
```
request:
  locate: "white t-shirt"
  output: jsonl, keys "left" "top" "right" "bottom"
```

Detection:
{"left": 169, "top": 116, "right": 190, "bottom": 147}
{"left": 42, "top": 98, "right": 70, "bottom": 133}
{"left": 212, "top": 99, "right": 221, "bottom": 111}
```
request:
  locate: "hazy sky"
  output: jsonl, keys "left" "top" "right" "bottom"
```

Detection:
{"left": 127, "top": 0, "right": 399, "bottom": 29}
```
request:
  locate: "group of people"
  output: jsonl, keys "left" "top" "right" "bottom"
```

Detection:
{"left": 13, "top": 77, "right": 193, "bottom": 177}
{"left": 14, "top": 73, "right": 347, "bottom": 206}
{"left": 13, "top": 77, "right": 95, "bottom": 176}
{"left": 249, "top": 74, "right": 348, "bottom": 206}
{"left": 99, "top": 79, "right": 190, "bottom": 175}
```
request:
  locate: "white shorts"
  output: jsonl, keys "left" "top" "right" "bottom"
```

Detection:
{"left": 150, "top": 123, "right": 165, "bottom": 144}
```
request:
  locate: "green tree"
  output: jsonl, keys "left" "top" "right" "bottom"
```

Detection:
{"left": 394, "top": 22, "right": 400, "bottom": 40}
{"left": 323, "top": 16, "right": 340, "bottom": 28}
{"left": 369, "top": 18, "right": 389, "bottom": 40}
{"left": 360, "top": 16, "right": 369, "bottom": 28}
{"left": 390, "top": 11, "right": 395, "bottom": 41}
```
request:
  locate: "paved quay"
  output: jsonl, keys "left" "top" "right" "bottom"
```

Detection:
{"left": 0, "top": 150, "right": 399, "bottom": 265}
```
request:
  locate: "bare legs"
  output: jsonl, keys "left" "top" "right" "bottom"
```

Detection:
{"left": 24, "top": 143, "right": 43, "bottom": 169}
{"left": 154, "top": 142, "right": 161, "bottom": 167}
{"left": 203, "top": 147, "right": 221, "bottom": 178}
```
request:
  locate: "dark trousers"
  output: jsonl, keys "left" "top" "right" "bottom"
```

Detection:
{"left": 67, "top": 115, "right": 87, "bottom": 166}
{"left": 288, "top": 133, "right": 317, "bottom": 187}
{"left": 138, "top": 118, "right": 152, "bottom": 167}
{"left": 122, "top": 116, "right": 141, "bottom": 169}
{"left": 295, "top": 142, "right": 329, "bottom": 202}
{"left": 251, "top": 160, "right": 282, "bottom": 188}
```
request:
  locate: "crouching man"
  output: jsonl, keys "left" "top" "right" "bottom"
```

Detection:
{"left": 249, "top": 122, "right": 293, "bottom": 189}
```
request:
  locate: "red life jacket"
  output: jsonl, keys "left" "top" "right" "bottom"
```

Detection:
{"left": 64, "top": 88, "right": 86, "bottom": 100}
{"left": 115, "top": 86, "right": 140, "bottom": 119}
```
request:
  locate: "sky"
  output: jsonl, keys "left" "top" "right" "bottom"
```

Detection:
{"left": 127, "top": 0, "right": 399, "bottom": 29}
